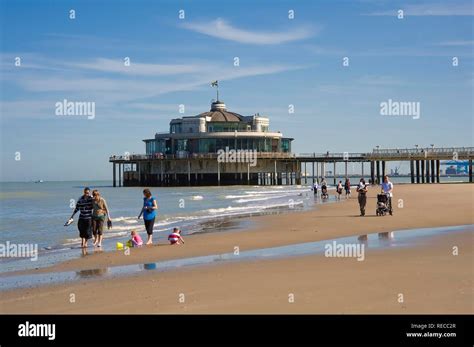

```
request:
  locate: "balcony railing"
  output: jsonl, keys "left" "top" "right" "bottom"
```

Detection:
{"left": 110, "top": 152, "right": 295, "bottom": 161}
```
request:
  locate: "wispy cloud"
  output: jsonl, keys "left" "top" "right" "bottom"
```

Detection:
{"left": 366, "top": 3, "right": 474, "bottom": 16}
{"left": 436, "top": 40, "right": 474, "bottom": 46}
{"left": 1, "top": 55, "right": 306, "bottom": 119}
{"left": 68, "top": 58, "right": 205, "bottom": 76}
{"left": 181, "top": 18, "right": 316, "bottom": 44}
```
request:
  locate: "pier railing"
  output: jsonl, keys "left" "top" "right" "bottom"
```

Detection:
{"left": 368, "top": 147, "right": 473, "bottom": 160}
{"left": 110, "top": 147, "right": 474, "bottom": 163}
{"left": 110, "top": 152, "right": 295, "bottom": 162}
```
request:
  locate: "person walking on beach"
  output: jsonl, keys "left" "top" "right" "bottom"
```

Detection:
{"left": 320, "top": 178, "right": 328, "bottom": 199}
{"left": 344, "top": 178, "right": 351, "bottom": 198}
{"left": 91, "top": 189, "right": 111, "bottom": 248}
{"left": 356, "top": 178, "right": 368, "bottom": 216}
{"left": 138, "top": 189, "right": 158, "bottom": 245}
{"left": 336, "top": 181, "right": 343, "bottom": 200}
{"left": 381, "top": 175, "right": 394, "bottom": 215}
{"left": 312, "top": 180, "right": 319, "bottom": 196}
{"left": 67, "top": 187, "right": 94, "bottom": 248}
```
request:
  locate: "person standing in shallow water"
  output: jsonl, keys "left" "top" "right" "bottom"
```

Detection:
{"left": 344, "top": 178, "right": 351, "bottom": 198}
{"left": 356, "top": 178, "right": 368, "bottom": 216}
{"left": 91, "top": 189, "right": 111, "bottom": 248}
{"left": 138, "top": 189, "right": 158, "bottom": 245}
{"left": 67, "top": 187, "right": 94, "bottom": 248}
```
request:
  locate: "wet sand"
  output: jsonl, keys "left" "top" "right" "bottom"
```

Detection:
{"left": 0, "top": 183, "right": 472, "bottom": 313}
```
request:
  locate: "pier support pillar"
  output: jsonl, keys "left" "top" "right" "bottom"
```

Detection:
{"left": 425, "top": 160, "right": 430, "bottom": 183}
{"left": 436, "top": 160, "right": 440, "bottom": 183}
{"left": 361, "top": 162, "right": 364, "bottom": 178}
{"left": 344, "top": 161, "right": 348, "bottom": 179}
{"left": 421, "top": 160, "right": 425, "bottom": 183}
{"left": 118, "top": 163, "right": 122, "bottom": 187}
{"left": 431, "top": 160, "right": 435, "bottom": 183}
{"left": 416, "top": 160, "right": 420, "bottom": 183}
{"left": 137, "top": 162, "right": 141, "bottom": 184}
{"left": 382, "top": 161, "right": 386, "bottom": 178}
{"left": 333, "top": 161, "right": 337, "bottom": 186}
{"left": 370, "top": 161, "right": 375, "bottom": 184}
{"left": 275, "top": 161, "right": 278, "bottom": 186}
{"left": 376, "top": 161, "right": 380, "bottom": 184}
{"left": 187, "top": 161, "right": 191, "bottom": 185}
{"left": 469, "top": 159, "right": 473, "bottom": 183}
{"left": 113, "top": 163, "right": 116, "bottom": 187}
{"left": 312, "top": 161, "right": 315, "bottom": 183}
{"left": 247, "top": 163, "right": 250, "bottom": 185}
{"left": 316, "top": 163, "right": 319, "bottom": 182}
{"left": 304, "top": 162, "right": 307, "bottom": 184}
{"left": 217, "top": 162, "right": 220, "bottom": 186}
{"left": 410, "top": 161, "right": 415, "bottom": 183}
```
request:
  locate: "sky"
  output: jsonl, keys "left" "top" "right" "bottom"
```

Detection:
{"left": 0, "top": 0, "right": 473, "bottom": 181}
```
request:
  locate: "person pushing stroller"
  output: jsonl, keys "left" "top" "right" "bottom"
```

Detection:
{"left": 379, "top": 175, "right": 394, "bottom": 216}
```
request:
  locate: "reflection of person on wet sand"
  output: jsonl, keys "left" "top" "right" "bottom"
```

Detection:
{"left": 77, "top": 268, "right": 109, "bottom": 278}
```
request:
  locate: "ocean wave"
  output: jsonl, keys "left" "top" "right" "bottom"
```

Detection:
{"left": 190, "top": 195, "right": 204, "bottom": 200}
{"left": 225, "top": 189, "right": 307, "bottom": 199}
{"left": 234, "top": 194, "right": 290, "bottom": 203}
{"left": 207, "top": 201, "right": 304, "bottom": 215}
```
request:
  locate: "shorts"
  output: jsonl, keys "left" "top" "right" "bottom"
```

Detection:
{"left": 144, "top": 218, "right": 155, "bottom": 235}
{"left": 92, "top": 216, "right": 105, "bottom": 236}
{"left": 78, "top": 218, "right": 92, "bottom": 239}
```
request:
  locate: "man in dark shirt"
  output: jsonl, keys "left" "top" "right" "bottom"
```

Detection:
{"left": 68, "top": 187, "right": 94, "bottom": 248}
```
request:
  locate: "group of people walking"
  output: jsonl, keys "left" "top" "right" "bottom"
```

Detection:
{"left": 67, "top": 188, "right": 160, "bottom": 248}
{"left": 313, "top": 178, "right": 352, "bottom": 199}
{"left": 356, "top": 175, "right": 394, "bottom": 216}
{"left": 312, "top": 176, "right": 394, "bottom": 216}
{"left": 67, "top": 187, "right": 112, "bottom": 248}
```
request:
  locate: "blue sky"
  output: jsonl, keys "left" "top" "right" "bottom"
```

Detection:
{"left": 0, "top": 0, "right": 473, "bottom": 181}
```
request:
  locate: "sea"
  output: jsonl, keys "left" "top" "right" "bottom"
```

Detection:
{"left": 0, "top": 176, "right": 468, "bottom": 273}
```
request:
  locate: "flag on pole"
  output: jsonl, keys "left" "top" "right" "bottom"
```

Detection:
{"left": 211, "top": 80, "right": 218, "bottom": 87}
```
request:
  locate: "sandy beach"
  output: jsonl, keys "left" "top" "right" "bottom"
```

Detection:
{"left": 0, "top": 183, "right": 472, "bottom": 313}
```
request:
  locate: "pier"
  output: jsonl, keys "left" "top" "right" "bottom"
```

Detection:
{"left": 110, "top": 147, "right": 473, "bottom": 187}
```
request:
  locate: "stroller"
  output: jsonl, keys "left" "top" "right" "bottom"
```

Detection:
{"left": 376, "top": 193, "right": 392, "bottom": 216}
{"left": 321, "top": 184, "right": 329, "bottom": 199}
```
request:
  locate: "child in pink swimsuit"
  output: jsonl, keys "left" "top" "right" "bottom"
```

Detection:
{"left": 130, "top": 230, "right": 143, "bottom": 247}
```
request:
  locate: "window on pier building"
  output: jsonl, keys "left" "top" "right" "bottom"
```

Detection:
{"left": 170, "top": 123, "right": 182, "bottom": 134}
{"left": 145, "top": 140, "right": 158, "bottom": 154}
{"left": 207, "top": 122, "right": 247, "bottom": 132}
{"left": 281, "top": 139, "right": 291, "bottom": 153}
{"left": 177, "top": 139, "right": 188, "bottom": 152}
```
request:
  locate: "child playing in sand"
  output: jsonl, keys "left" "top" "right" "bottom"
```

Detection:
{"left": 168, "top": 228, "right": 185, "bottom": 245}
{"left": 130, "top": 230, "right": 143, "bottom": 247}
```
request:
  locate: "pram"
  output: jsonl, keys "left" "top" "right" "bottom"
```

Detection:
{"left": 376, "top": 193, "right": 392, "bottom": 216}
